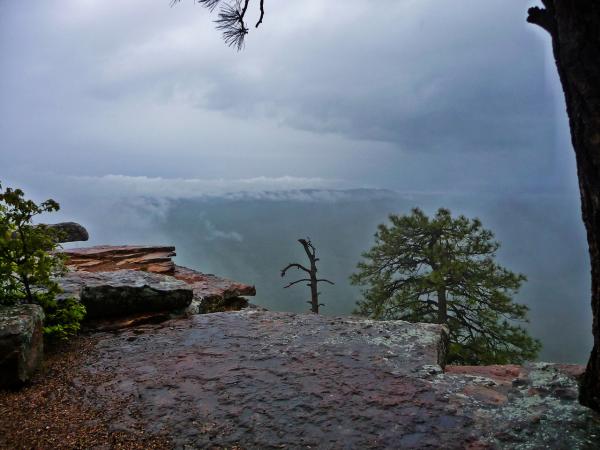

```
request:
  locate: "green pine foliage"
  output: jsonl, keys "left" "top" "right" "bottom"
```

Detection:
{"left": 351, "top": 207, "right": 541, "bottom": 365}
{"left": 0, "top": 182, "right": 86, "bottom": 340}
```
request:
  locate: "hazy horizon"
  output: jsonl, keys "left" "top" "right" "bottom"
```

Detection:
{"left": 2, "top": 175, "right": 588, "bottom": 364}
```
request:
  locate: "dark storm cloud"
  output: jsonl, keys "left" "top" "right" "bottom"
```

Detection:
{"left": 0, "top": 0, "right": 574, "bottom": 193}
{"left": 195, "top": 0, "right": 556, "bottom": 155}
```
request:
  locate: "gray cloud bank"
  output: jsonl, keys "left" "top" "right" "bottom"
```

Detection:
{"left": 1, "top": 0, "right": 577, "bottom": 194}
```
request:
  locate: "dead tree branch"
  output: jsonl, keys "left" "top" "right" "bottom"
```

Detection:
{"left": 280, "top": 263, "right": 310, "bottom": 276}
{"left": 171, "top": 0, "right": 266, "bottom": 49}
{"left": 280, "top": 238, "right": 334, "bottom": 314}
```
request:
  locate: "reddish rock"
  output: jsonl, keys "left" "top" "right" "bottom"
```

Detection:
{"left": 80, "top": 311, "right": 456, "bottom": 448}
{"left": 550, "top": 363, "right": 586, "bottom": 379}
{"left": 173, "top": 265, "right": 256, "bottom": 298}
{"left": 61, "top": 246, "right": 256, "bottom": 313}
{"left": 463, "top": 385, "right": 508, "bottom": 405}
{"left": 63, "top": 245, "right": 177, "bottom": 275}
{"left": 445, "top": 364, "right": 523, "bottom": 385}
{"left": 173, "top": 265, "right": 256, "bottom": 313}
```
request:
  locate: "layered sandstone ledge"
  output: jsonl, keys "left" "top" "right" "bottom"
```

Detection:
{"left": 63, "top": 245, "right": 177, "bottom": 275}
{"left": 61, "top": 245, "right": 256, "bottom": 317}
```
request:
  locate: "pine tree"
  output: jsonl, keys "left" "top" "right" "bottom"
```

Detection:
{"left": 351, "top": 208, "right": 541, "bottom": 365}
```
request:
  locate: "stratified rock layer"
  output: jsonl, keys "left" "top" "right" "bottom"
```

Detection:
{"left": 0, "top": 305, "right": 44, "bottom": 388}
{"left": 63, "top": 245, "right": 177, "bottom": 275}
{"left": 58, "top": 270, "right": 193, "bottom": 319}
{"left": 62, "top": 245, "right": 256, "bottom": 314}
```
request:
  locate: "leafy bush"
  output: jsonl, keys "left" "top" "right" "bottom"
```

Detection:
{"left": 37, "top": 293, "right": 87, "bottom": 340}
{"left": 0, "top": 182, "right": 86, "bottom": 339}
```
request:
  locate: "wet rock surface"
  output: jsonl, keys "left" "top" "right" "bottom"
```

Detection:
{"left": 79, "top": 311, "right": 456, "bottom": 449}
{"left": 3, "top": 310, "right": 599, "bottom": 448}
{"left": 57, "top": 270, "right": 193, "bottom": 319}
{"left": 66, "top": 310, "right": 598, "bottom": 449}
{"left": 39, "top": 245, "right": 600, "bottom": 447}
{"left": 0, "top": 304, "right": 44, "bottom": 387}
{"left": 440, "top": 363, "right": 600, "bottom": 448}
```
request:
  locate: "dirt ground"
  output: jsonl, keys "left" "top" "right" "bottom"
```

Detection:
{"left": 0, "top": 335, "right": 171, "bottom": 450}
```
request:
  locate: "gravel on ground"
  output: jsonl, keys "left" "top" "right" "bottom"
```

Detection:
{"left": 0, "top": 335, "right": 172, "bottom": 450}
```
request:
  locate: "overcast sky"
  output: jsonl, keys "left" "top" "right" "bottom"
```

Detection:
{"left": 0, "top": 0, "right": 578, "bottom": 201}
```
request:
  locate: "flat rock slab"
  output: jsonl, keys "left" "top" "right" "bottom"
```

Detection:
{"left": 58, "top": 270, "right": 193, "bottom": 319}
{"left": 0, "top": 305, "right": 44, "bottom": 388}
{"left": 63, "top": 245, "right": 177, "bottom": 275}
{"left": 74, "top": 311, "right": 600, "bottom": 449}
{"left": 77, "top": 311, "right": 466, "bottom": 449}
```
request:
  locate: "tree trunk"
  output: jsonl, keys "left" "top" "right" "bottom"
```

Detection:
{"left": 283, "top": 238, "right": 333, "bottom": 314}
{"left": 309, "top": 270, "right": 319, "bottom": 314}
{"left": 528, "top": 0, "right": 600, "bottom": 411}
{"left": 21, "top": 273, "right": 34, "bottom": 304}
{"left": 437, "top": 287, "right": 448, "bottom": 325}
{"left": 306, "top": 242, "right": 320, "bottom": 314}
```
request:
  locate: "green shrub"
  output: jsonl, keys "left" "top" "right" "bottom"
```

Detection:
{"left": 37, "top": 293, "right": 87, "bottom": 341}
{"left": 0, "top": 181, "right": 86, "bottom": 339}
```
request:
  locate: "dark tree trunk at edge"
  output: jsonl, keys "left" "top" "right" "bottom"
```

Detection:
{"left": 528, "top": 0, "right": 600, "bottom": 411}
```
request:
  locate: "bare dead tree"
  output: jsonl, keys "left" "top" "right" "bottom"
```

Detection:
{"left": 171, "top": 0, "right": 265, "bottom": 50}
{"left": 281, "top": 238, "right": 334, "bottom": 314}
